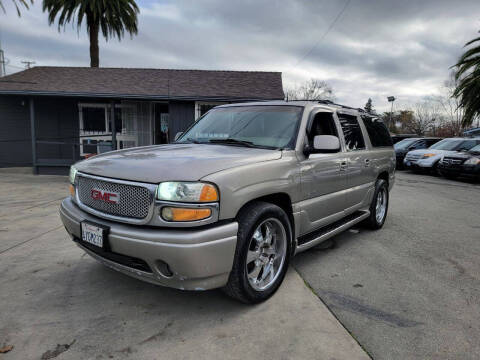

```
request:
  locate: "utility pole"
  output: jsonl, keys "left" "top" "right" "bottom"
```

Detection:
{"left": 0, "top": 49, "right": 5, "bottom": 77}
{"left": 21, "top": 60, "right": 35, "bottom": 69}
{"left": 0, "top": 32, "right": 5, "bottom": 77}
{"left": 387, "top": 96, "right": 396, "bottom": 131}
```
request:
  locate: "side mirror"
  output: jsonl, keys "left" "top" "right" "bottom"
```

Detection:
{"left": 313, "top": 135, "right": 340, "bottom": 152}
{"left": 304, "top": 135, "right": 341, "bottom": 157}
{"left": 174, "top": 132, "right": 183, "bottom": 141}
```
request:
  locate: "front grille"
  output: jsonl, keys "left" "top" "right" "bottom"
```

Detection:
{"left": 77, "top": 176, "right": 152, "bottom": 219}
{"left": 442, "top": 157, "right": 465, "bottom": 165}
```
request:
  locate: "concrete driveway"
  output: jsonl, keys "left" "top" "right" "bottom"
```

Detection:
{"left": 0, "top": 171, "right": 368, "bottom": 360}
{"left": 294, "top": 172, "right": 480, "bottom": 360}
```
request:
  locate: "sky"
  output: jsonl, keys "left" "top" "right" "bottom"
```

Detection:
{"left": 0, "top": 0, "right": 479, "bottom": 112}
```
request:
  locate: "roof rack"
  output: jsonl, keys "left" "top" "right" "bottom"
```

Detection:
{"left": 285, "top": 99, "right": 377, "bottom": 116}
{"left": 316, "top": 100, "right": 375, "bottom": 115}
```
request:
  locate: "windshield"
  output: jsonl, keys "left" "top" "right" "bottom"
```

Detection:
{"left": 177, "top": 106, "right": 303, "bottom": 149}
{"left": 394, "top": 138, "right": 418, "bottom": 150}
{"left": 429, "top": 139, "right": 477, "bottom": 151}
{"left": 469, "top": 144, "right": 480, "bottom": 153}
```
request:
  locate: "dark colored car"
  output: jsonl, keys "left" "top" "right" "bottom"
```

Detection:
{"left": 391, "top": 134, "right": 417, "bottom": 144}
{"left": 394, "top": 137, "right": 443, "bottom": 169}
{"left": 438, "top": 144, "right": 480, "bottom": 180}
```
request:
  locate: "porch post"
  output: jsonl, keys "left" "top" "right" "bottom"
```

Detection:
{"left": 29, "top": 98, "right": 37, "bottom": 174}
{"left": 110, "top": 100, "right": 117, "bottom": 150}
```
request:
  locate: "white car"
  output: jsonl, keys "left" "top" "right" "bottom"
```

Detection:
{"left": 404, "top": 137, "right": 480, "bottom": 173}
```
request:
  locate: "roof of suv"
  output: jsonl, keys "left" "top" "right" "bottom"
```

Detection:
{"left": 217, "top": 100, "right": 376, "bottom": 116}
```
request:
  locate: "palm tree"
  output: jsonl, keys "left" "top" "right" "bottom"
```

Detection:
{"left": 0, "top": 0, "right": 32, "bottom": 16}
{"left": 42, "top": 0, "right": 139, "bottom": 67}
{"left": 453, "top": 32, "right": 480, "bottom": 127}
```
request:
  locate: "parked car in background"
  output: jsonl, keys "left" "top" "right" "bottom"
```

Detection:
{"left": 391, "top": 134, "right": 417, "bottom": 144}
{"left": 437, "top": 144, "right": 480, "bottom": 180}
{"left": 60, "top": 100, "right": 395, "bottom": 304}
{"left": 404, "top": 137, "right": 480, "bottom": 174}
{"left": 394, "top": 137, "right": 443, "bottom": 169}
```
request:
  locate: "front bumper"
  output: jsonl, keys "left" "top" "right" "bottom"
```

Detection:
{"left": 438, "top": 163, "right": 480, "bottom": 178}
{"left": 60, "top": 197, "right": 238, "bottom": 290}
{"left": 403, "top": 157, "right": 436, "bottom": 170}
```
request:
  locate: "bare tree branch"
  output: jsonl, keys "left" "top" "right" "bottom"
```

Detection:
{"left": 285, "top": 79, "right": 335, "bottom": 101}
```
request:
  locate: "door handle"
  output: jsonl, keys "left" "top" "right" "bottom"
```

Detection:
{"left": 364, "top": 159, "right": 370, "bottom": 167}
{"left": 339, "top": 161, "right": 348, "bottom": 171}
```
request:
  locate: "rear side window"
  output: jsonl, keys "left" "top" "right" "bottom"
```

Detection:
{"left": 361, "top": 116, "right": 393, "bottom": 147}
{"left": 338, "top": 114, "right": 365, "bottom": 151}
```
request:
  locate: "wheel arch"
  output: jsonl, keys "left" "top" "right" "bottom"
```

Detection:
{"left": 235, "top": 193, "right": 295, "bottom": 251}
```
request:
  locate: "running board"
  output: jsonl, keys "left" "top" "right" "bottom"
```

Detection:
{"left": 295, "top": 210, "right": 370, "bottom": 253}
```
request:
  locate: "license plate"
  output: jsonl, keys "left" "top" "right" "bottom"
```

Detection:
{"left": 81, "top": 222, "right": 106, "bottom": 248}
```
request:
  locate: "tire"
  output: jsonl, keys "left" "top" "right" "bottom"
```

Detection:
{"left": 363, "top": 179, "right": 389, "bottom": 230}
{"left": 223, "top": 201, "right": 292, "bottom": 304}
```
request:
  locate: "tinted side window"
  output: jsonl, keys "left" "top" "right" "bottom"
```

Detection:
{"left": 361, "top": 116, "right": 393, "bottom": 147}
{"left": 338, "top": 114, "right": 365, "bottom": 151}
{"left": 307, "top": 112, "right": 338, "bottom": 147}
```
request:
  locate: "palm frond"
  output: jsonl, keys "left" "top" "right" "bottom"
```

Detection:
{"left": 0, "top": 0, "right": 33, "bottom": 16}
{"left": 453, "top": 32, "right": 480, "bottom": 127}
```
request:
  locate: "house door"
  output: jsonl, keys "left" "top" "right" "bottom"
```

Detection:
{"left": 154, "top": 103, "right": 170, "bottom": 144}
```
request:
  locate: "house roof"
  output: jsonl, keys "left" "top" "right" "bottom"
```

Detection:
{"left": 0, "top": 66, "right": 284, "bottom": 101}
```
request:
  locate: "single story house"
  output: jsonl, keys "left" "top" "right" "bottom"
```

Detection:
{"left": 0, "top": 66, "right": 284, "bottom": 174}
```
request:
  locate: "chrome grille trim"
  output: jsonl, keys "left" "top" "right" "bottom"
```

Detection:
{"left": 442, "top": 157, "right": 465, "bottom": 165}
{"left": 74, "top": 172, "right": 157, "bottom": 225}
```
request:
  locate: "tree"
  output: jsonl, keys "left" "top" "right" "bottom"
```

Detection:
{"left": 453, "top": 31, "right": 480, "bottom": 127}
{"left": 403, "top": 99, "right": 440, "bottom": 135}
{"left": 364, "top": 98, "right": 374, "bottom": 113}
{"left": 434, "top": 71, "right": 465, "bottom": 136}
{"left": 0, "top": 0, "right": 32, "bottom": 16}
{"left": 285, "top": 79, "right": 335, "bottom": 101}
{"left": 43, "top": 0, "right": 140, "bottom": 67}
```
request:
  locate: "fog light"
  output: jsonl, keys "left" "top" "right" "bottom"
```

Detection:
{"left": 161, "top": 207, "right": 211, "bottom": 222}
{"left": 156, "top": 260, "right": 174, "bottom": 277}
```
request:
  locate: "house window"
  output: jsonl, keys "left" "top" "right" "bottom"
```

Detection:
{"left": 79, "top": 103, "right": 139, "bottom": 156}
{"left": 195, "top": 101, "right": 226, "bottom": 120}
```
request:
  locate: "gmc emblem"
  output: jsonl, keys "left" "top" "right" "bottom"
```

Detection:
{"left": 91, "top": 189, "right": 120, "bottom": 204}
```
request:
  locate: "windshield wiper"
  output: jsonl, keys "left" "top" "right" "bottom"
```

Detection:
{"left": 186, "top": 137, "right": 204, "bottom": 144}
{"left": 208, "top": 138, "right": 277, "bottom": 150}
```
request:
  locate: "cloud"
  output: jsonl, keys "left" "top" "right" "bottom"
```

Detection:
{"left": 0, "top": 0, "right": 478, "bottom": 111}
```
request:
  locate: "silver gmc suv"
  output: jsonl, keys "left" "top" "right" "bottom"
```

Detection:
{"left": 60, "top": 100, "right": 395, "bottom": 303}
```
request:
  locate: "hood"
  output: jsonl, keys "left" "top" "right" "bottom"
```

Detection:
{"left": 74, "top": 143, "right": 282, "bottom": 183}
{"left": 407, "top": 149, "right": 457, "bottom": 156}
{"left": 443, "top": 151, "right": 471, "bottom": 160}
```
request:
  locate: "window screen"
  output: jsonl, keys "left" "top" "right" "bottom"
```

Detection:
{"left": 361, "top": 116, "right": 393, "bottom": 147}
{"left": 338, "top": 114, "right": 365, "bottom": 151}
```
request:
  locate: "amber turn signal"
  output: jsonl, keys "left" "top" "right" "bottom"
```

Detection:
{"left": 199, "top": 184, "right": 219, "bottom": 202}
{"left": 69, "top": 184, "right": 75, "bottom": 197}
{"left": 161, "top": 207, "right": 212, "bottom": 222}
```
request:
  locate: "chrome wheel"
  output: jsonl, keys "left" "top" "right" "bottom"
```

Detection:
{"left": 375, "top": 188, "right": 387, "bottom": 223}
{"left": 245, "top": 218, "right": 287, "bottom": 291}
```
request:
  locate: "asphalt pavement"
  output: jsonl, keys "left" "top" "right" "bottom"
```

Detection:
{"left": 294, "top": 171, "right": 480, "bottom": 360}
{"left": 0, "top": 170, "right": 369, "bottom": 360}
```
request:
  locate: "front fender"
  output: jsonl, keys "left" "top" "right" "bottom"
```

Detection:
{"left": 201, "top": 153, "right": 300, "bottom": 220}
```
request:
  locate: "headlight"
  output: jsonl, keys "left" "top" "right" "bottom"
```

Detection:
{"left": 464, "top": 157, "right": 480, "bottom": 165}
{"left": 157, "top": 182, "right": 219, "bottom": 202}
{"left": 69, "top": 166, "right": 78, "bottom": 184}
{"left": 422, "top": 153, "right": 436, "bottom": 158}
